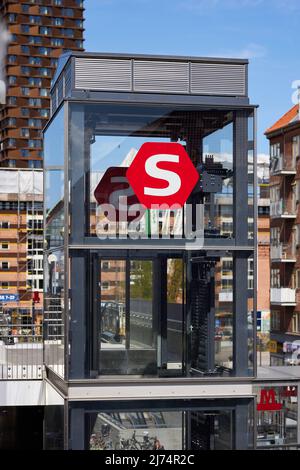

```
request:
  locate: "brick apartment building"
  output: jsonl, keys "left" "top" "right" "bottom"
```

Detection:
{"left": 266, "top": 103, "right": 300, "bottom": 365}
{"left": 0, "top": 0, "right": 84, "bottom": 168}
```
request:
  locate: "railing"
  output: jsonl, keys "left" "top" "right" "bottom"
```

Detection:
{"left": 270, "top": 155, "right": 296, "bottom": 175}
{"left": 270, "top": 288, "right": 296, "bottom": 305}
{"left": 0, "top": 324, "right": 43, "bottom": 380}
{"left": 270, "top": 199, "right": 296, "bottom": 218}
{"left": 270, "top": 243, "right": 296, "bottom": 261}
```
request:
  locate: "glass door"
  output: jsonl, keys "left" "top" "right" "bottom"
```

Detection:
{"left": 95, "top": 255, "right": 185, "bottom": 377}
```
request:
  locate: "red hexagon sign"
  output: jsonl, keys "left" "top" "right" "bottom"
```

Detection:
{"left": 126, "top": 142, "right": 199, "bottom": 209}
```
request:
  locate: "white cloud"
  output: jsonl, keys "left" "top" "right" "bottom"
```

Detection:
{"left": 209, "top": 43, "right": 267, "bottom": 59}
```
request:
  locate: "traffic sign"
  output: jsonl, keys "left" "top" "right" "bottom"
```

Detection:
{"left": 126, "top": 142, "right": 199, "bottom": 209}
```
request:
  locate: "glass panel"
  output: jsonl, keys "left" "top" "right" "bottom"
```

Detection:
{"left": 44, "top": 405, "right": 64, "bottom": 450}
{"left": 202, "top": 122, "right": 233, "bottom": 238}
{"left": 100, "top": 260, "right": 126, "bottom": 348}
{"left": 69, "top": 103, "right": 235, "bottom": 242}
{"left": 167, "top": 258, "right": 184, "bottom": 371}
{"left": 255, "top": 386, "right": 298, "bottom": 448}
{"left": 44, "top": 249, "right": 65, "bottom": 377}
{"left": 89, "top": 411, "right": 183, "bottom": 450}
{"left": 45, "top": 170, "right": 64, "bottom": 250}
{"left": 191, "top": 410, "right": 233, "bottom": 450}
{"left": 44, "top": 105, "right": 64, "bottom": 167}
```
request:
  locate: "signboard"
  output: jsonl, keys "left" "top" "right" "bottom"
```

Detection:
{"left": 0, "top": 294, "right": 19, "bottom": 302}
{"left": 126, "top": 142, "right": 199, "bottom": 208}
{"left": 257, "top": 388, "right": 283, "bottom": 411}
{"left": 269, "top": 340, "right": 277, "bottom": 354}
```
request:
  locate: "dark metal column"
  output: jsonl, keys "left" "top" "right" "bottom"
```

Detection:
{"left": 68, "top": 104, "right": 87, "bottom": 379}
{"left": 69, "top": 407, "right": 85, "bottom": 450}
{"left": 233, "top": 111, "right": 250, "bottom": 376}
{"left": 235, "top": 403, "right": 250, "bottom": 450}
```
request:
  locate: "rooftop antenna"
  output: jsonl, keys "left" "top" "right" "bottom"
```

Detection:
{"left": 0, "top": 22, "right": 11, "bottom": 104}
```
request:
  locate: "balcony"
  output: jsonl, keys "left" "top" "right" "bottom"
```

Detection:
{"left": 270, "top": 288, "right": 296, "bottom": 306}
{"left": 270, "top": 243, "right": 296, "bottom": 263}
{"left": 270, "top": 199, "right": 296, "bottom": 219}
{"left": 270, "top": 155, "right": 296, "bottom": 176}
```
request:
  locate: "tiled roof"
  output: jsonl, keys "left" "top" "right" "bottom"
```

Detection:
{"left": 265, "top": 104, "right": 299, "bottom": 135}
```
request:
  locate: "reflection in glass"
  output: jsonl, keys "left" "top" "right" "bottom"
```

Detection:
{"left": 44, "top": 249, "right": 64, "bottom": 377}
{"left": 45, "top": 170, "right": 64, "bottom": 249}
{"left": 100, "top": 260, "right": 126, "bottom": 349}
{"left": 89, "top": 411, "right": 183, "bottom": 450}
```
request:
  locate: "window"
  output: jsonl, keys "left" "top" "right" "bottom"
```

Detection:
{"left": 39, "top": 67, "right": 51, "bottom": 77}
{"left": 271, "top": 311, "right": 281, "bottom": 331}
{"left": 63, "top": 28, "right": 74, "bottom": 37}
{"left": 270, "top": 143, "right": 281, "bottom": 158}
{"left": 39, "top": 47, "right": 51, "bottom": 56}
{"left": 1, "top": 242, "right": 9, "bottom": 250}
{"left": 0, "top": 221, "right": 10, "bottom": 229}
{"left": 51, "top": 58, "right": 58, "bottom": 67}
{"left": 8, "top": 13, "right": 17, "bottom": 22}
{"left": 29, "top": 15, "right": 41, "bottom": 24}
{"left": 40, "top": 6, "right": 52, "bottom": 14}
{"left": 52, "top": 17, "right": 64, "bottom": 26}
{"left": 296, "top": 270, "right": 300, "bottom": 289}
{"left": 101, "top": 281, "right": 110, "bottom": 290}
{"left": 62, "top": 8, "right": 74, "bottom": 16}
{"left": 21, "top": 66, "right": 30, "bottom": 75}
{"left": 292, "top": 136, "right": 300, "bottom": 159}
{"left": 28, "top": 139, "right": 42, "bottom": 148}
{"left": 28, "top": 118, "right": 42, "bottom": 127}
{"left": 21, "top": 149, "right": 30, "bottom": 157}
{"left": 1, "top": 262, "right": 10, "bottom": 270}
{"left": 271, "top": 269, "right": 280, "bottom": 288}
{"left": 29, "top": 57, "right": 42, "bottom": 65}
{"left": 75, "top": 19, "right": 83, "bottom": 27}
{"left": 21, "top": 108, "right": 30, "bottom": 117}
{"left": 8, "top": 97, "right": 17, "bottom": 105}
{"left": 39, "top": 108, "right": 49, "bottom": 118}
{"left": 8, "top": 76, "right": 17, "bottom": 85}
{"left": 0, "top": 282, "right": 9, "bottom": 290}
{"left": 75, "top": 0, "right": 84, "bottom": 6}
{"left": 51, "top": 38, "right": 64, "bottom": 47}
{"left": 40, "top": 89, "right": 49, "bottom": 97}
{"left": 291, "top": 312, "right": 300, "bottom": 333}
{"left": 40, "top": 26, "right": 52, "bottom": 35}
{"left": 21, "top": 128, "right": 30, "bottom": 138}
{"left": 8, "top": 55, "right": 17, "bottom": 63}
{"left": 21, "top": 87, "right": 30, "bottom": 96}
{"left": 29, "top": 36, "right": 42, "bottom": 44}
{"left": 21, "top": 25, "right": 30, "bottom": 33}
{"left": 7, "top": 139, "right": 16, "bottom": 147}
{"left": 271, "top": 227, "right": 280, "bottom": 245}
{"left": 21, "top": 45, "right": 30, "bottom": 54}
{"left": 53, "top": 0, "right": 62, "bottom": 5}
{"left": 22, "top": 4, "right": 30, "bottom": 12}
{"left": 7, "top": 118, "right": 16, "bottom": 126}
{"left": 28, "top": 219, "right": 43, "bottom": 230}
{"left": 76, "top": 40, "right": 83, "bottom": 48}
{"left": 28, "top": 160, "right": 43, "bottom": 168}
{"left": 29, "top": 77, "right": 42, "bottom": 87}
{"left": 7, "top": 160, "right": 16, "bottom": 168}
{"left": 29, "top": 98, "right": 41, "bottom": 106}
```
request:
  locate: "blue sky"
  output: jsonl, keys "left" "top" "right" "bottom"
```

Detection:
{"left": 84, "top": 0, "right": 300, "bottom": 156}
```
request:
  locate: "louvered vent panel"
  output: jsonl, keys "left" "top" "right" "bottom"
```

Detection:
{"left": 191, "top": 63, "right": 246, "bottom": 96}
{"left": 75, "top": 58, "right": 132, "bottom": 91}
{"left": 133, "top": 60, "right": 189, "bottom": 93}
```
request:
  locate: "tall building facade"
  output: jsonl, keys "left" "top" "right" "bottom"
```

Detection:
{"left": 0, "top": 0, "right": 84, "bottom": 168}
{"left": 266, "top": 104, "right": 300, "bottom": 366}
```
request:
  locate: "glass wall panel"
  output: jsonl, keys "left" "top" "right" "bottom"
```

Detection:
{"left": 69, "top": 103, "right": 236, "bottom": 242}
{"left": 44, "top": 405, "right": 64, "bottom": 450}
{"left": 44, "top": 249, "right": 65, "bottom": 377}
{"left": 45, "top": 169, "right": 64, "bottom": 250}
{"left": 255, "top": 385, "right": 298, "bottom": 448}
